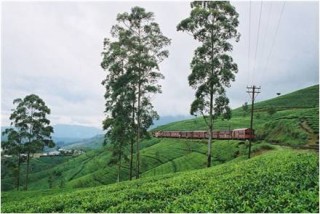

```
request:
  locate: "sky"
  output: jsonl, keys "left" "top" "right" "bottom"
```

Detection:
{"left": 1, "top": 0, "right": 319, "bottom": 128}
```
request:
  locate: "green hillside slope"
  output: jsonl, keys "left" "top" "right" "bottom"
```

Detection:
{"left": 2, "top": 137, "right": 272, "bottom": 191}
{"left": 153, "top": 84, "right": 319, "bottom": 146}
{"left": 2, "top": 85, "right": 318, "bottom": 192}
{"left": 62, "top": 135, "right": 104, "bottom": 150}
{"left": 254, "top": 84, "right": 319, "bottom": 110}
{"left": 2, "top": 149, "right": 318, "bottom": 213}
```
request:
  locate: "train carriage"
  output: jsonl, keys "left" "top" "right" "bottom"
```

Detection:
{"left": 193, "top": 131, "right": 206, "bottom": 139}
{"left": 153, "top": 128, "right": 254, "bottom": 140}
{"left": 219, "top": 130, "right": 232, "bottom": 139}
{"left": 170, "top": 131, "right": 181, "bottom": 138}
{"left": 153, "top": 131, "right": 162, "bottom": 138}
{"left": 163, "top": 131, "right": 171, "bottom": 138}
{"left": 206, "top": 131, "right": 220, "bottom": 139}
{"left": 232, "top": 128, "right": 254, "bottom": 140}
{"left": 212, "top": 131, "right": 220, "bottom": 139}
{"left": 180, "top": 131, "right": 188, "bottom": 138}
{"left": 186, "top": 132, "right": 193, "bottom": 139}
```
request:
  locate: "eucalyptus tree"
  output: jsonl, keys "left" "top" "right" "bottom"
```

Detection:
{"left": 101, "top": 34, "right": 133, "bottom": 181}
{"left": 1, "top": 128, "right": 24, "bottom": 190}
{"left": 3, "top": 94, "right": 55, "bottom": 190}
{"left": 102, "top": 6, "right": 170, "bottom": 179}
{"left": 104, "top": 98, "right": 131, "bottom": 182}
{"left": 177, "top": 1, "right": 240, "bottom": 167}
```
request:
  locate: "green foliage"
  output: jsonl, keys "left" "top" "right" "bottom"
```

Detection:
{"left": 177, "top": 1, "right": 240, "bottom": 167}
{"left": 267, "top": 106, "right": 277, "bottom": 116}
{"left": 259, "top": 120, "right": 308, "bottom": 146}
{"left": 254, "top": 85, "right": 319, "bottom": 110}
{"left": 47, "top": 170, "right": 64, "bottom": 189}
{"left": 2, "top": 85, "right": 318, "bottom": 201}
{"left": 3, "top": 137, "right": 272, "bottom": 191}
{"left": 2, "top": 150, "right": 318, "bottom": 213}
{"left": 101, "top": 6, "right": 171, "bottom": 179}
{"left": 2, "top": 94, "right": 54, "bottom": 190}
{"left": 297, "top": 108, "right": 319, "bottom": 133}
{"left": 242, "top": 102, "right": 249, "bottom": 117}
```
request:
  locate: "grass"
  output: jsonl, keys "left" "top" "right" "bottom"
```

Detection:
{"left": 2, "top": 149, "right": 318, "bottom": 213}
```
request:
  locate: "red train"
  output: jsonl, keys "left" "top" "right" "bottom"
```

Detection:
{"left": 153, "top": 128, "right": 254, "bottom": 140}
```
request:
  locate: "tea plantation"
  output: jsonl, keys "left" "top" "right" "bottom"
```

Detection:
{"left": 2, "top": 149, "right": 318, "bottom": 213}
{"left": 1, "top": 85, "right": 319, "bottom": 213}
{"left": 153, "top": 85, "right": 319, "bottom": 146}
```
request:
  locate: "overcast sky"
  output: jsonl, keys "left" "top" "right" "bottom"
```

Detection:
{"left": 1, "top": 1, "right": 319, "bottom": 128}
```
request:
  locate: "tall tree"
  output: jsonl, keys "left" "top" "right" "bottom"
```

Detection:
{"left": 101, "top": 6, "right": 170, "bottom": 179}
{"left": 177, "top": 1, "right": 240, "bottom": 167}
{"left": 101, "top": 31, "right": 134, "bottom": 181}
{"left": 118, "top": 7, "right": 170, "bottom": 178}
{"left": 102, "top": 93, "right": 132, "bottom": 182}
{"left": 3, "top": 94, "right": 55, "bottom": 190}
{"left": 1, "top": 128, "right": 24, "bottom": 190}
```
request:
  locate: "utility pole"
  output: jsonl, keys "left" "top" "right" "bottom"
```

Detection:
{"left": 247, "top": 85, "right": 261, "bottom": 159}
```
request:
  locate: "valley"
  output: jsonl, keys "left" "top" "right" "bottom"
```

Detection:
{"left": 1, "top": 85, "right": 319, "bottom": 212}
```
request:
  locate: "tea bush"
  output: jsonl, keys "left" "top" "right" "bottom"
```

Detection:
{"left": 2, "top": 149, "right": 318, "bottom": 213}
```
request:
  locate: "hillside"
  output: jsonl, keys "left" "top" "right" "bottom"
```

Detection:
{"left": 2, "top": 84, "right": 318, "bottom": 191}
{"left": 62, "top": 135, "right": 104, "bottom": 150}
{"left": 153, "top": 84, "right": 319, "bottom": 146}
{"left": 254, "top": 84, "right": 319, "bottom": 110}
{"left": 2, "top": 149, "right": 318, "bottom": 213}
{"left": 2, "top": 137, "right": 272, "bottom": 191}
{"left": 52, "top": 124, "right": 103, "bottom": 139}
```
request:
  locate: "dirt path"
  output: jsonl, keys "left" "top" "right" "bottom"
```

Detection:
{"left": 300, "top": 120, "right": 319, "bottom": 145}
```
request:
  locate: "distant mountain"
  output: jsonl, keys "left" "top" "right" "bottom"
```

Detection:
{"left": 62, "top": 134, "right": 104, "bottom": 150}
{"left": 1, "top": 124, "right": 104, "bottom": 146}
{"left": 52, "top": 124, "right": 104, "bottom": 139}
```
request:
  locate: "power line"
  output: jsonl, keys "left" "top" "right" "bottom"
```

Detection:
{"left": 248, "top": 1, "right": 251, "bottom": 84}
{"left": 252, "top": 1, "right": 263, "bottom": 83}
{"left": 262, "top": 1, "right": 286, "bottom": 75}
{"left": 260, "top": 2, "right": 273, "bottom": 68}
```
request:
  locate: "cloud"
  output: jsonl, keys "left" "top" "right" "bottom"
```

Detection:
{"left": 1, "top": 1, "right": 318, "bottom": 128}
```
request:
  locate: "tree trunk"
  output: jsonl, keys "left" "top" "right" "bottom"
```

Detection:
{"left": 117, "top": 152, "right": 122, "bottom": 183}
{"left": 207, "top": 133, "right": 212, "bottom": 167}
{"left": 136, "top": 26, "right": 143, "bottom": 179}
{"left": 130, "top": 97, "right": 135, "bottom": 180}
{"left": 130, "top": 140, "right": 134, "bottom": 180}
{"left": 136, "top": 82, "right": 141, "bottom": 179}
{"left": 25, "top": 152, "right": 30, "bottom": 190}
{"left": 207, "top": 91, "right": 213, "bottom": 168}
{"left": 207, "top": 27, "right": 214, "bottom": 168}
{"left": 17, "top": 154, "right": 21, "bottom": 191}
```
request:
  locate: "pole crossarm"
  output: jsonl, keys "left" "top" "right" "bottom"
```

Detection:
{"left": 246, "top": 85, "right": 261, "bottom": 159}
{"left": 246, "top": 85, "right": 261, "bottom": 101}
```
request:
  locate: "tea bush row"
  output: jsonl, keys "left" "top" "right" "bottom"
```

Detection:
{"left": 2, "top": 149, "right": 318, "bottom": 213}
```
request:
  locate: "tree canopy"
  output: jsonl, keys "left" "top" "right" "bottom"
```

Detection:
{"left": 177, "top": 1, "right": 240, "bottom": 167}
{"left": 2, "top": 94, "right": 55, "bottom": 190}
{"left": 101, "top": 6, "right": 170, "bottom": 180}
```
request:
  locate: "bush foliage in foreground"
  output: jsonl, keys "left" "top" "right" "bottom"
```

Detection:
{"left": 2, "top": 150, "right": 318, "bottom": 213}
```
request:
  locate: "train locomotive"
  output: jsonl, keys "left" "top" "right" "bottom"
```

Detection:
{"left": 153, "top": 128, "right": 254, "bottom": 140}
